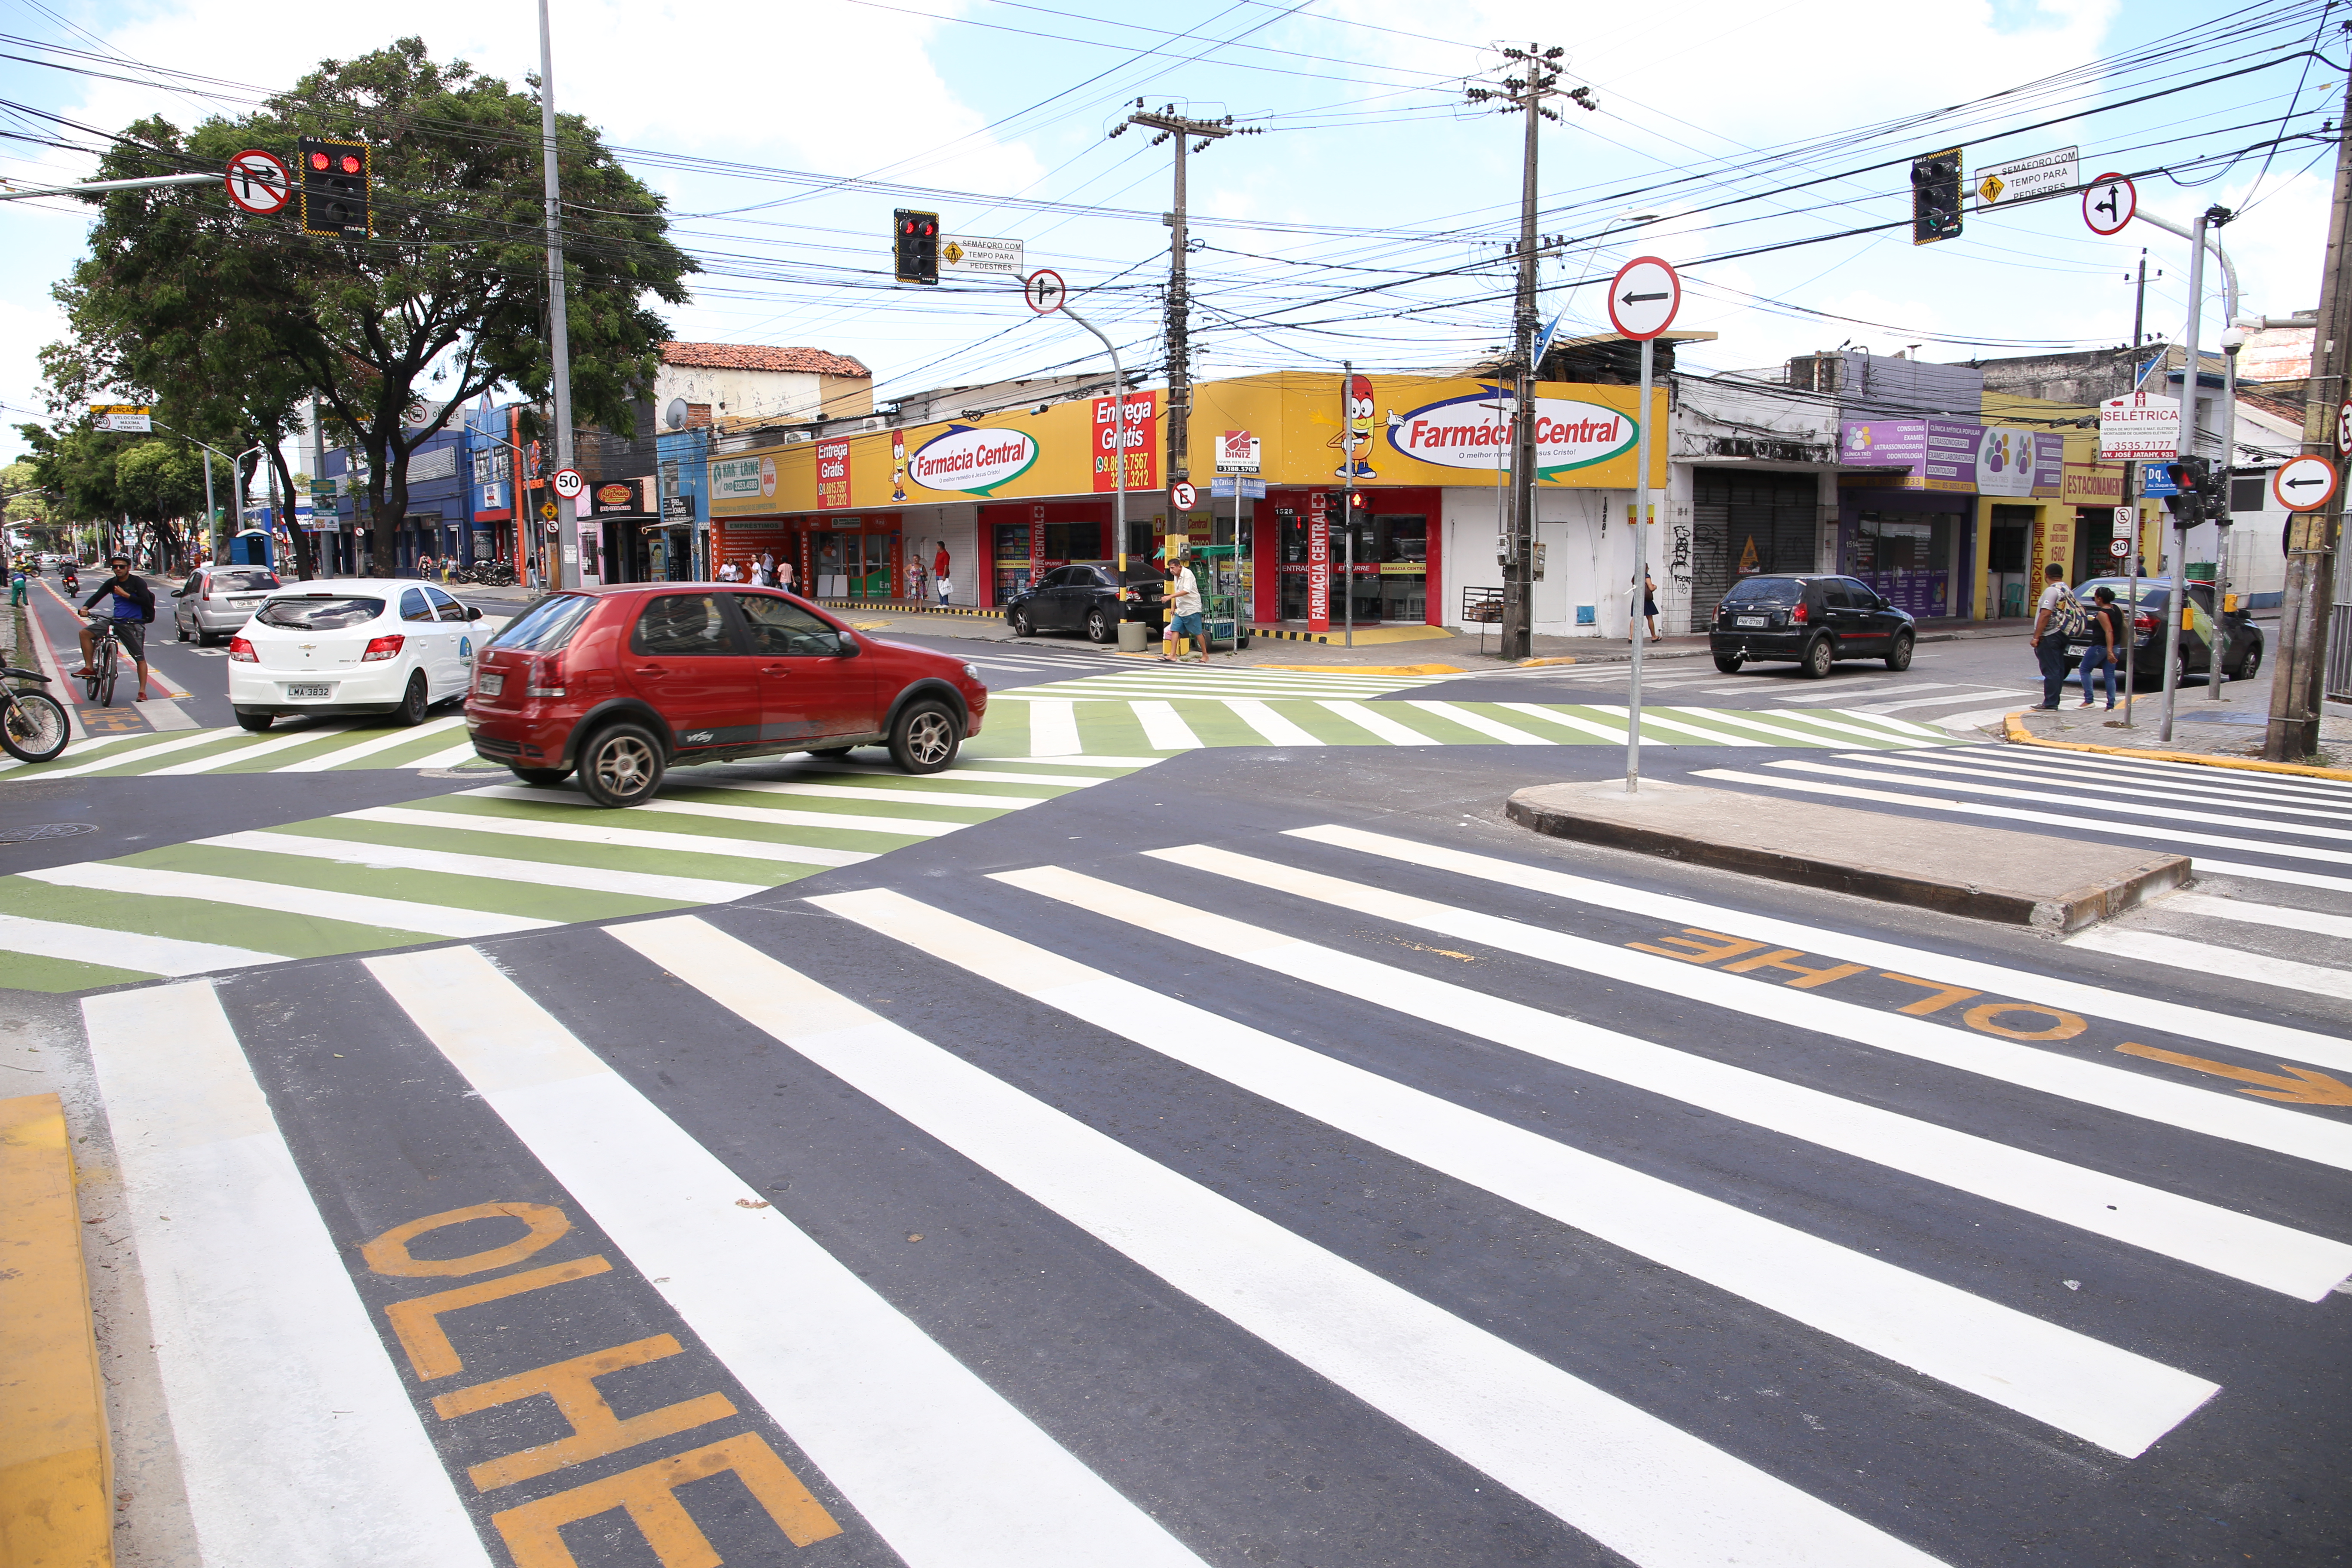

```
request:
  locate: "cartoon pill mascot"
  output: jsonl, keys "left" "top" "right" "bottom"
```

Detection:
{"left": 1328, "top": 373, "right": 1378, "bottom": 480}
{"left": 890, "top": 430, "right": 909, "bottom": 502}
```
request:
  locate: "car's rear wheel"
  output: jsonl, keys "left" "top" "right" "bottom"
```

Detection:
{"left": 509, "top": 766, "right": 571, "bottom": 786}
{"left": 1798, "top": 636, "right": 1834, "bottom": 679}
{"left": 577, "top": 723, "right": 665, "bottom": 808}
{"left": 1009, "top": 608, "right": 1033, "bottom": 637}
{"left": 1884, "top": 631, "right": 1914, "bottom": 672}
{"left": 888, "top": 698, "right": 960, "bottom": 775}
{"left": 234, "top": 709, "right": 273, "bottom": 732}
{"left": 392, "top": 670, "right": 430, "bottom": 726}
{"left": 1712, "top": 652, "right": 1743, "bottom": 674}
{"left": 1085, "top": 607, "right": 1111, "bottom": 643}
{"left": 2233, "top": 641, "right": 2263, "bottom": 680}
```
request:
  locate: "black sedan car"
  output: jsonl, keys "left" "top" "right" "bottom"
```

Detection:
{"left": 1709, "top": 573, "right": 1916, "bottom": 677}
{"left": 1005, "top": 563, "right": 1168, "bottom": 643}
{"left": 2063, "top": 577, "right": 2262, "bottom": 685}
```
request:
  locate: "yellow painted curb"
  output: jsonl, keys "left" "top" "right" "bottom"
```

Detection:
{"left": 2003, "top": 711, "right": 2352, "bottom": 782}
{"left": 1257, "top": 663, "right": 1463, "bottom": 677}
{"left": 0, "top": 1092, "right": 112, "bottom": 1567}
{"left": 1517, "top": 656, "right": 1579, "bottom": 668}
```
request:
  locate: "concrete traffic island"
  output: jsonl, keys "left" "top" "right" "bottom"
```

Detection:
{"left": 1506, "top": 777, "right": 2188, "bottom": 932}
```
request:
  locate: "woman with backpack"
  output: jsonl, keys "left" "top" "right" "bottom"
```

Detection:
{"left": 2027, "top": 562, "right": 2084, "bottom": 710}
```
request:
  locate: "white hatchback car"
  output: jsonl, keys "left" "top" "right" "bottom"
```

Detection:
{"left": 229, "top": 579, "right": 484, "bottom": 732}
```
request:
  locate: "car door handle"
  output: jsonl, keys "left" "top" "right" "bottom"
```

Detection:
{"left": 632, "top": 665, "right": 668, "bottom": 677}
{"left": 760, "top": 664, "right": 792, "bottom": 675}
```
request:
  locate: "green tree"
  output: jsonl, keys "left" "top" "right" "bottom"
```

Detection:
{"left": 15, "top": 423, "right": 211, "bottom": 569}
{"left": 56, "top": 36, "right": 693, "bottom": 574}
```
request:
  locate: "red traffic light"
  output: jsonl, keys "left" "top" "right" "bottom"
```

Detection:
{"left": 339, "top": 154, "right": 361, "bottom": 175}
{"left": 309, "top": 151, "right": 329, "bottom": 170}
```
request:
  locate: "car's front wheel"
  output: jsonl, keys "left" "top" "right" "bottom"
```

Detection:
{"left": 1798, "top": 636, "right": 1834, "bottom": 679}
{"left": 1009, "top": 608, "right": 1033, "bottom": 637}
{"left": 510, "top": 766, "right": 571, "bottom": 786}
{"left": 888, "top": 698, "right": 960, "bottom": 775}
{"left": 1884, "top": 631, "right": 1914, "bottom": 671}
{"left": 175, "top": 612, "right": 190, "bottom": 642}
{"left": 577, "top": 723, "right": 666, "bottom": 808}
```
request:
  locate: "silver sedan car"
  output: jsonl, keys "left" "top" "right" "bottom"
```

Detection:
{"left": 172, "top": 565, "right": 282, "bottom": 645}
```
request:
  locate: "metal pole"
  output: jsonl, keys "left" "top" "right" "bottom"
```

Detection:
{"left": 2211, "top": 334, "right": 2240, "bottom": 700}
{"left": 200, "top": 451, "right": 216, "bottom": 566}
{"left": 1060, "top": 300, "right": 1125, "bottom": 605}
{"left": 2124, "top": 466, "right": 2140, "bottom": 726}
{"left": 1627, "top": 335, "right": 1654, "bottom": 790}
{"left": 0, "top": 171, "right": 216, "bottom": 202}
{"left": 2158, "top": 208, "right": 2208, "bottom": 746}
{"left": 1503, "top": 64, "right": 1541, "bottom": 662}
{"left": 538, "top": 0, "right": 581, "bottom": 590}
{"left": 1342, "top": 358, "right": 1355, "bottom": 649}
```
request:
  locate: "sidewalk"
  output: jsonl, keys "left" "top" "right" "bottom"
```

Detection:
{"left": 2013, "top": 692, "right": 2352, "bottom": 769}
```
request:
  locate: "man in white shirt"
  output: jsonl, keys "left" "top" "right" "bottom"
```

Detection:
{"left": 2027, "top": 561, "right": 2076, "bottom": 710}
{"left": 1160, "top": 552, "right": 1210, "bottom": 663}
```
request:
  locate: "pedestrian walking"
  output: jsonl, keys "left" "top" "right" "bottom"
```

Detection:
{"left": 1636, "top": 567, "right": 1659, "bottom": 640}
{"left": 1159, "top": 553, "right": 1210, "bottom": 663}
{"left": 906, "top": 560, "right": 925, "bottom": 601}
{"left": 416, "top": 554, "right": 435, "bottom": 581}
{"left": 776, "top": 556, "right": 795, "bottom": 593}
{"left": 717, "top": 558, "right": 741, "bottom": 583}
{"left": 2028, "top": 562, "right": 2085, "bottom": 710}
{"left": 2078, "top": 585, "right": 2122, "bottom": 710}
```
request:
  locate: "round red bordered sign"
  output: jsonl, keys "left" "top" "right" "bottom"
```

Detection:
{"left": 1607, "top": 257, "right": 1681, "bottom": 341}
{"left": 223, "top": 149, "right": 291, "bottom": 216}
{"left": 2083, "top": 173, "right": 2135, "bottom": 236}
{"left": 2272, "top": 455, "right": 2340, "bottom": 512}
{"left": 551, "top": 468, "right": 585, "bottom": 500}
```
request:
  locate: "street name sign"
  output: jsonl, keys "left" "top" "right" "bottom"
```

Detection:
{"left": 1023, "top": 270, "right": 1066, "bottom": 314}
{"left": 1975, "top": 146, "right": 2077, "bottom": 210}
{"left": 224, "top": 149, "right": 291, "bottom": 215}
{"left": 2138, "top": 461, "right": 2179, "bottom": 497}
{"left": 1209, "top": 475, "right": 1268, "bottom": 498}
{"left": 1606, "top": 257, "right": 1681, "bottom": 340}
{"left": 551, "top": 468, "right": 585, "bottom": 500}
{"left": 2083, "top": 172, "right": 2135, "bottom": 236}
{"left": 941, "top": 235, "right": 1024, "bottom": 275}
{"left": 2272, "top": 455, "right": 2339, "bottom": 512}
{"left": 2099, "top": 390, "right": 2178, "bottom": 458}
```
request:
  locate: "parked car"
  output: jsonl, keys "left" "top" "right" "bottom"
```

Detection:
{"left": 1709, "top": 573, "right": 1916, "bottom": 677}
{"left": 172, "top": 564, "right": 282, "bottom": 645}
{"left": 229, "top": 579, "right": 484, "bottom": 731}
{"left": 1004, "top": 563, "right": 1169, "bottom": 642}
{"left": 464, "top": 585, "right": 989, "bottom": 808}
{"left": 2063, "top": 577, "right": 2262, "bottom": 685}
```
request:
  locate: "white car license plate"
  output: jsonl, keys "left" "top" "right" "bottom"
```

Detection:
{"left": 478, "top": 672, "right": 504, "bottom": 696}
{"left": 1735, "top": 615, "right": 1767, "bottom": 628}
{"left": 286, "top": 683, "right": 333, "bottom": 699}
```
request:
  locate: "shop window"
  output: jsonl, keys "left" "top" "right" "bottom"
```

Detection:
{"left": 2229, "top": 473, "right": 2269, "bottom": 514}
{"left": 1042, "top": 520, "right": 1104, "bottom": 560}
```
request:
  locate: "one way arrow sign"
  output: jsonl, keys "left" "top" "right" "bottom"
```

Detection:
{"left": 1606, "top": 257, "right": 1681, "bottom": 340}
{"left": 2273, "top": 455, "right": 2340, "bottom": 513}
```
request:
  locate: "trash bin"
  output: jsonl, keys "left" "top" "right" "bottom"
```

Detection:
{"left": 1116, "top": 619, "right": 1148, "bottom": 653}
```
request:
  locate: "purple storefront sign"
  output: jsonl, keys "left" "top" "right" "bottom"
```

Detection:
{"left": 1839, "top": 419, "right": 2065, "bottom": 496}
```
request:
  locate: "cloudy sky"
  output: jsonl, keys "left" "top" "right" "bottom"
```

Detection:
{"left": 0, "top": 0, "right": 2334, "bottom": 460}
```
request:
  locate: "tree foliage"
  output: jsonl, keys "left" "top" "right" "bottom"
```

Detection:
{"left": 55, "top": 35, "right": 694, "bottom": 573}
{"left": 15, "top": 423, "right": 211, "bottom": 568}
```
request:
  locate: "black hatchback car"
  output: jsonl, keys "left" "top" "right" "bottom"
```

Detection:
{"left": 1709, "top": 573, "right": 1917, "bottom": 677}
{"left": 1005, "top": 563, "right": 1168, "bottom": 643}
{"left": 2063, "top": 577, "right": 2263, "bottom": 685}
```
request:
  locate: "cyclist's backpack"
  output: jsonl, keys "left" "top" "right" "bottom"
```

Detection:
{"left": 2051, "top": 586, "right": 2088, "bottom": 640}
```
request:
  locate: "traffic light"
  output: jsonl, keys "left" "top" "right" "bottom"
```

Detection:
{"left": 892, "top": 208, "right": 939, "bottom": 285}
{"left": 2199, "top": 462, "right": 2231, "bottom": 524}
{"left": 1911, "top": 147, "right": 1963, "bottom": 245}
{"left": 297, "top": 137, "right": 371, "bottom": 239}
{"left": 2163, "top": 458, "right": 2208, "bottom": 526}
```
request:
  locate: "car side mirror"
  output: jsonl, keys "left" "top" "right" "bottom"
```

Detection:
{"left": 830, "top": 631, "right": 858, "bottom": 656}
{"left": 466, "top": 606, "right": 483, "bottom": 620}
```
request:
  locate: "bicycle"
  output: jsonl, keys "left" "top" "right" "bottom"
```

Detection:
{"left": 0, "top": 667, "right": 68, "bottom": 763}
{"left": 81, "top": 616, "right": 123, "bottom": 707}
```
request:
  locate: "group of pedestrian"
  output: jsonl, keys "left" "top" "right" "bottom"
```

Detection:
{"left": 2027, "top": 561, "right": 2125, "bottom": 710}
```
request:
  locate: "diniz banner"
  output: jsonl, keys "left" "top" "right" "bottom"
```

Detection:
{"left": 1383, "top": 386, "right": 1641, "bottom": 480}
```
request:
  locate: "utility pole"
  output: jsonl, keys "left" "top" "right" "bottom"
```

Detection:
{"left": 1115, "top": 104, "right": 1257, "bottom": 544}
{"left": 538, "top": 0, "right": 582, "bottom": 589}
{"left": 2131, "top": 248, "right": 2149, "bottom": 346}
{"left": 2268, "top": 77, "right": 2352, "bottom": 761}
{"left": 1468, "top": 47, "right": 1595, "bottom": 661}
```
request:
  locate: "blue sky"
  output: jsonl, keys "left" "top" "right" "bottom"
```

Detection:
{"left": 0, "top": 0, "right": 2335, "bottom": 462}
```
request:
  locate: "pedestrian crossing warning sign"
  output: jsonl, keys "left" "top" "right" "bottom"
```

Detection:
{"left": 1736, "top": 536, "right": 1760, "bottom": 574}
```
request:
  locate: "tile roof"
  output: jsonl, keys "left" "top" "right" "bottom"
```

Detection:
{"left": 661, "top": 341, "right": 871, "bottom": 378}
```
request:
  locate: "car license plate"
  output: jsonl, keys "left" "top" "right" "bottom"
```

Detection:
{"left": 478, "top": 673, "right": 504, "bottom": 696}
{"left": 229, "top": 595, "right": 262, "bottom": 605}
{"left": 1735, "top": 615, "right": 1767, "bottom": 628}
{"left": 286, "top": 683, "right": 333, "bottom": 699}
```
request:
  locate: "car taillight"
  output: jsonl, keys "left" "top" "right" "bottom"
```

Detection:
{"left": 2132, "top": 611, "right": 2157, "bottom": 633}
{"left": 362, "top": 634, "right": 404, "bottom": 662}
{"left": 227, "top": 636, "right": 257, "bottom": 662}
{"left": 201, "top": 579, "right": 214, "bottom": 600}
{"left": 526, "top": 656, "right": 566, "bottom": 698}
{"left": 1789, "top": 600, "right": 1808, "bottom": 623}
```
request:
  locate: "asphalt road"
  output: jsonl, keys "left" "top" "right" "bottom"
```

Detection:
{"left": 3, "top": 589, "right": 2345, "bottom": 1568}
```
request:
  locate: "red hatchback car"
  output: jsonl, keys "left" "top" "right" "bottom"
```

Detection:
{"left": 464, "top": 585, "right": 988, "bottom": 807}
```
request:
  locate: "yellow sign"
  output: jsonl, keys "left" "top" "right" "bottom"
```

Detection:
{"left": 941, "top": 240, "right": 965, "bottom": 266}
{"left": 709, "top": 372, "right": 1668, "bottom": 517}
{"left": 540, "top": 502, "right": 558, "bottom": 520}
{"left": 1977, "top": 175, "right": 2005, "bottom": 204}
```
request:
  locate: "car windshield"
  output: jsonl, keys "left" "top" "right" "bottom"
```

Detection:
{"left": 256, "top": 595, "right": 383, "bottom": 631}
{"left": 489, "top": 594, "right": 595, "bottom": 653}
{"left": 215, "top": 570, "right": 277, "bottom": 592}
{"left": 1722, "top": 577, "right": 1802, "bottom": 606}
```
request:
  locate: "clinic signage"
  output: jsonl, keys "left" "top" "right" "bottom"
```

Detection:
{"left": 1841, "top": 419, "right": 2064, "bottom": 495}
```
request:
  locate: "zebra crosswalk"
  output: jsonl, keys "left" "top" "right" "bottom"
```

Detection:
{"left": 80, "top": 821, "right": 2352, "bottom": 1567}
{"left": 0, "top": 754, "right": 1149, "bottom": 991}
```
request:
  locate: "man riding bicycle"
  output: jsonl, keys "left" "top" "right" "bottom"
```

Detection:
{"left": 76, "top": 554, "right": 157, "bottom": 702}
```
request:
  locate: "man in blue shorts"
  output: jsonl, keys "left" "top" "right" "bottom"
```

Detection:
{"left": 77, "top": 554, "right": 157, "bottom": 701}
{"left": 1159, "top": 552, "right": 1210, "bottom": 663}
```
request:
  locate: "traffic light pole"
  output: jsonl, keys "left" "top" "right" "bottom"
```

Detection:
{"left": 2267, "top": 77, "right": 2352, "bottom": 761}
{"left": 2157, "top": 207, "right": 2209, "bottom": 747}
{"left": 538, "top": 0, "right": 582, "bottom": 590}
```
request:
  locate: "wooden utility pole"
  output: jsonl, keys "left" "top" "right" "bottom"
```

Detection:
{"left": 1117, "top": 104, "right": 1256, "bottom": 541}
{"left": 2266, "top": 77, "right": 2352, "bottom": 760}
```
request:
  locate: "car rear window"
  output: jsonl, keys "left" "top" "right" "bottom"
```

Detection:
{"left": 489, "top": 594, "right": 595, "bottom": 653}
{"left": 1722, "top": 577, "right": 1802, "bottom": 606}
{"left": 257, "top": 596, "right": 383, "bottom": 630}
{"left": 215, "top": 570, "right": 277, "bottom": 592}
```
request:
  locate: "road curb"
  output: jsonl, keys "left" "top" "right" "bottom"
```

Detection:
{"left": 2002, "top": 710, "right": 2352, "bottom": 782}
{"left": 0, "top": 1092, "right": 113, "bottom": 1565}
{"left": 1505, "top": 778, "right": 2189, "bottom": 931}
{"left": 814, "top": 598, "right": 1002, "bottom": 622}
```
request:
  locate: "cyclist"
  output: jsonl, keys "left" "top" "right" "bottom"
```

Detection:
{"left": 75, "top": 554, "right": 157, "bottom": 701}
